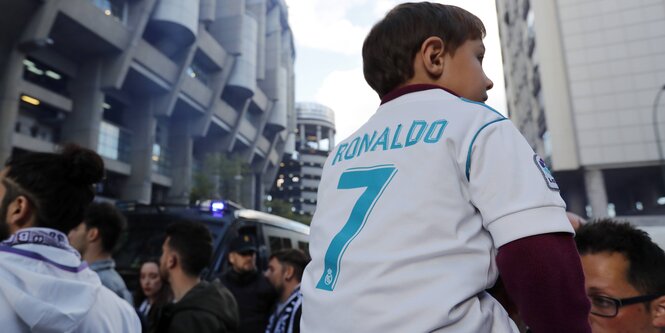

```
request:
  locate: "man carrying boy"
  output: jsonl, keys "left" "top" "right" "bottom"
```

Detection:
{"left": 301, "top": 3, "right": 590, "bottom": 332}
{"left": 576, "top": 220, "right": 665, "bottom": 333}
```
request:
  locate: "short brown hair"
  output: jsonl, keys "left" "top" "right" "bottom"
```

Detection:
{"left": 270, "top": 249, "right": 310, "bottom": 282}
{"left": 362, "top": 2, "right": 485, "bottom": 97}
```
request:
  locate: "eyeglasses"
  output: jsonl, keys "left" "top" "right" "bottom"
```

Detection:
{"left": 589, "top": 294, "right": 663, "bottom": 317}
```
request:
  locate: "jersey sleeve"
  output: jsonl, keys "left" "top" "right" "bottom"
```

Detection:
{"left": 466, "top": 118, "right": 574, "bottom": 247}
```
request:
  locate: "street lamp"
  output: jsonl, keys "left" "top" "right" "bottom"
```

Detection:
{"left": 652, "top": 84, "right": 665, "bottom": 193}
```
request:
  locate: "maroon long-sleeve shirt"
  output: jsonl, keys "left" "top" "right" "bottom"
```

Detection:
{"left": 496, "top": 232, "right": 591, "bottom": 333}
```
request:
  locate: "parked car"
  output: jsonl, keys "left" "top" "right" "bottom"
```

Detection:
{"left": 113, "top": 200, "right": 310, "bottom": 291}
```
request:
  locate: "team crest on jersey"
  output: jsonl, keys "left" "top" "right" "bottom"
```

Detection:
{"left": 534, "top": 154, "right": 559, "bottom": 191}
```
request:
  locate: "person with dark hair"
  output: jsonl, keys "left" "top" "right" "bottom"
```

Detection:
{"left": 301, "top": 2, "right": 590, "bottom": 332}
{"left": 68, "top": 202, "right": 132, "bottom": 303}
{"left": 264, "top": 249, "right": 309, "bottom": 333}
{"left": 134, "top": 258, "right": 172, "bottom": 332}
{"left": 576, "top": 219, "right": 665, "bottom": 332}
{"left": 154, "top": 221, "right": 239, "bottom": 333}
{"left": 219, "top": 235, "right": 278, "bottom": 333}
{"left": 0, "top": 144, "right": 140, "bottom": 332}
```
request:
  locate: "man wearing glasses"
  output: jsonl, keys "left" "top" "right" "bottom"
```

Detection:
{"left": 575, "top": 219, "right": 665, "bottom": 332}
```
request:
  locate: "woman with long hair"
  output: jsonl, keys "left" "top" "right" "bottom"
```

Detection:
{"left": 134, "top": 258, "right": 172, "bottom": 332}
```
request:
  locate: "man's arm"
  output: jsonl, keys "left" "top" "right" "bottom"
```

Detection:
{"left": 496, "top": 232, "right": 591, "bottom": 333}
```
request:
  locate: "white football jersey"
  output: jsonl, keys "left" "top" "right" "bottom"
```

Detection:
{"left": 301, "top": 86, "right": 574, "bottom": 332}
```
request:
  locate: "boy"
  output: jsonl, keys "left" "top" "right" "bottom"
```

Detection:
{"left": 301, "top": 3, "right": 591, "bottom": 332}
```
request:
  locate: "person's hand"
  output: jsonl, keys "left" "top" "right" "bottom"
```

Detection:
{"left": 566, "top": 212, "right": 586, "bottom": 231}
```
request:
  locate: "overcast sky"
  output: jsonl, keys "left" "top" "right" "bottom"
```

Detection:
{"left": 284, "top": 0, "right": 507, "bottom": 142}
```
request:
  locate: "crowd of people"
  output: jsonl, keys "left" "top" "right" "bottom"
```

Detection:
{"left": 0, "top": 144, "right": 309, "bottom": 333}
{"left": 0, "top": 2, "right": 664, "bottom": 333}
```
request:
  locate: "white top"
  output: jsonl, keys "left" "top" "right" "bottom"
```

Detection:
{"left": 301, "top": 87, "right": 574, "bottom": 333}
{"left": 0, "top": 232, "right": 141, "bottom": 333}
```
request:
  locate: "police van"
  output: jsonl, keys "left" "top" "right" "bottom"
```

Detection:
{"left": 113, "top": 200, "right": 310, "bottom": 290}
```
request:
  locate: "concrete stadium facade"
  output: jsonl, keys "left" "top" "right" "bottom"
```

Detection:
{"left": 0, "top": 0, "right": 297, "bottom": 209}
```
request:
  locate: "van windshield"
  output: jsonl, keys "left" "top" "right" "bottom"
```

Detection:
{"left": 114, "top": 211, "right": 233, "bottom": 291}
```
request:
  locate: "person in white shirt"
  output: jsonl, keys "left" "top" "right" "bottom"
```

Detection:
{"left": 300, "top": 3, "right": 590, "bottom": 332}
{"left": 0, "top": 144, "right": 140, "bottom": 332}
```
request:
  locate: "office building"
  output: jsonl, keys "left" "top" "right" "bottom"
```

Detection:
{"left": 496, "top": 0, "right": 665, "bottom": 218}
{"left": 271, "top": 102, "right": 335, "bottom": 216}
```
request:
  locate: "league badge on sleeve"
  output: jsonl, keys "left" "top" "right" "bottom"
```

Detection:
{"left": 533, "top": 154, "right": 559, "bottom": 191}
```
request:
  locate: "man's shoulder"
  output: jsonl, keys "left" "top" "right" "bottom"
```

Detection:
{"left": 84, "top": 287, "right": 141, "bottom": 332}
{"left": 96, "top": 267, "right": 133, "bottom": 302}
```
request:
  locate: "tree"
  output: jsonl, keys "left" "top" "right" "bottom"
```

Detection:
{"left": 265, "top": 199, "right": 312, "bottom": 225}
{"left": 190, "top": 153, "right": 252, "bottom": 206}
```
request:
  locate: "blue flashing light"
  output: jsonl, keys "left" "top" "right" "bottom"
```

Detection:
{"left": 211, "top": 201, "right": 226, "bottom": 213}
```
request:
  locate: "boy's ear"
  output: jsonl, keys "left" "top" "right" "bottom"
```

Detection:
{"left": 420, "top": 36, "right": 446, "bottom": 78}
{"left": 651, "top": 296, "right": 665, "bottom": 328}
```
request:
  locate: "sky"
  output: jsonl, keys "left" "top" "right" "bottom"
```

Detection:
{"left": 284, "top": 0, "right": 507, "bottom": 142}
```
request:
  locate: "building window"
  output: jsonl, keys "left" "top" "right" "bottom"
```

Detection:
{"left": 22, "top": 58, "right": 69, "bottom": 96}
{"left": 16, "top": 99, "right": 63, "bottom": 143}
{"left": 152, "top": 143, "right": 172, "bottom": 176}
{"left": 98, "top": 121, "right": 132, "bottom": 162}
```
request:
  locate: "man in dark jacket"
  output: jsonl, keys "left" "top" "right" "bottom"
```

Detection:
{"left": 220, "top": 235, "right": 277, "bottom": 333}
{"left": 154, "top": 222, "right": 239, "bottom": 333}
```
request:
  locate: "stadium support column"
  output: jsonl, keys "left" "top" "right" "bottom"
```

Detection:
{"left": 254, "top": 172, "right": 265, "bottom": 211}
{"left": 0, "top": 50, "right": 23, "bottom": 162}
{"left": 584, "top": 168, "right": 608, "bottom": 218}
{"left": 121, "top": 101, "right": 156, "bottom": 203}
{"left": 328, "top": 128, "right": 335, "bottom": 151}
{"left": 62, "top": 60, "right": 104, "bottom": 149}
{"left": 167, "top": 118, "right": 193, "bottom": 204}
{"left": 299, "top": 124, "right": 306, "bottom": 149}
{"left": 316, "top": 125, "right": 322, "bottom": 150}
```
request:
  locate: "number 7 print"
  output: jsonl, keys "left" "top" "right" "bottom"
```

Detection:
{"left": 316, "top": 164, "right": 398, "bottom": 291}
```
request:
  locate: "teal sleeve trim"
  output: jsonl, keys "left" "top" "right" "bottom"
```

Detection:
{"left": 460, "top": 97, "right": 506, "bottom": 118}
{"left": 465, "top": 118, "right": 509, "bottom": 181}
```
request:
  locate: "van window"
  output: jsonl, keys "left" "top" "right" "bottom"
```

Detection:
{"left": 298, "top": 241, "right": 310, "bottom": 257}
{"left": 269, "top": 236, "right": 293, "bottom": 252}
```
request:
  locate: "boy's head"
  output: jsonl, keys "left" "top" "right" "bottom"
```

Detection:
{"left": 362, "top": 2, "right": 493, "bottom": 101}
